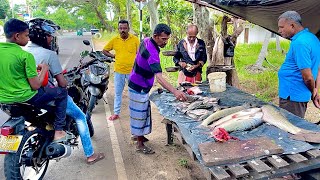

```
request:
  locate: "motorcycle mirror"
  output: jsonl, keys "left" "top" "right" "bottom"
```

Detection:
{"left": 80, "top": 50, "right": 90, "bottom": 58}
{"left": 83, "top": 40, "right": 91, "bottom": 46}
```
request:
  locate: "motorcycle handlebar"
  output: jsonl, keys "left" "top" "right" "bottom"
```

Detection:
{"left": 88, "top": 51, "right": 114, "bottom": 63}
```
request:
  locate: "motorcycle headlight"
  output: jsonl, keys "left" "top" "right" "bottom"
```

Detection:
{"left": 89, "top": 73, "right": 102, "bottom": 84}
{"left": 104, "top": 71, "right": 109, "bottom": 79}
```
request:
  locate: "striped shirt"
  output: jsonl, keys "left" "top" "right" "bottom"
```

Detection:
{"left": 128, "top": 37, "right": 162, "bottom": 93}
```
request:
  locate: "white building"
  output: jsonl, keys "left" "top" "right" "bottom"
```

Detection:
{"left": 237, "top": 22, "right": 284, "bottom": 44}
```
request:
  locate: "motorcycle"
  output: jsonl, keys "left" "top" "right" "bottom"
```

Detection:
{"left": 0, "top": 102, "right": 78, "bottom": 179}
{"left": 63, "top": 51, "right": 97, "bottom": 137}
{"left": 79, "top": 40, "right": 113, "bottom": 121}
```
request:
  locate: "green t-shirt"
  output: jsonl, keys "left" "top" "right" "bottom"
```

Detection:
{"left": 0, "top": 42, "right": 38, "bottom": 103}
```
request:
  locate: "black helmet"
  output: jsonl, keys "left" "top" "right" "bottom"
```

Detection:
{"left": 28, "top": 18, "right": 60, "bottom": 49}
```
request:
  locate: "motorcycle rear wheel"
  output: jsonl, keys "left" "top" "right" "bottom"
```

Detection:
{"left": 4, "top": 129, "right": 49, "bottom": 180}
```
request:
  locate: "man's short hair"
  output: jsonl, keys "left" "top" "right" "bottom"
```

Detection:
{"left": 4, "top": 19, "right": 29, "bottom": 39}
{"left": 153, "top": 23, "right": 171, "bottom": 36}
{"left": 118, "top": 20, "right": 129, "bottom": 26}
{"left": 278, "top": 11, "right": 302, "bottom": 26}
{"left": 187, "top": 24, "right": 198, "bottom": 33}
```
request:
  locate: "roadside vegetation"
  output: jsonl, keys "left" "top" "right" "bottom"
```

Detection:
{"left": 160, "top": 40, "right": 290, "bottom": 103}
{"left": 95, "top": 32, "right": 290, "bottom": 104}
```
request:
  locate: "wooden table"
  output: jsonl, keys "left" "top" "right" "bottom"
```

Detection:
{"left": 162, "top": 118, "right": 320, "bottom": 180}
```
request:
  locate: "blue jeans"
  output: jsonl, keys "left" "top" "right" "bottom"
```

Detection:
{"left": 113, "top": 72, "right": 129, "bottom": 115}
{"left": 66, "top": 96, "right": 94, "bottom": 157}
{"left": 27, "top": 86, "right": 67, "bottom": 131}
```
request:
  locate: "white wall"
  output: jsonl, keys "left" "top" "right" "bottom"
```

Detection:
{"left": 237, "top": 23, "right": 284, "bottom": 44}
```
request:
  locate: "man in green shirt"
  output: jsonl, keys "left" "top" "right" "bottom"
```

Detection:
{"left": 0, "top": 19, "right": 68, "bottom": 141}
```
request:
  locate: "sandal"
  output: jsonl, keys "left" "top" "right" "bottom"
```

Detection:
{"left": 108, "top": 114, "right": 119, "bottom": 121}
{"left": 87, "top": 153, "right": 105, "bottom": 165}
{"left": 53, "top": 131, "right": 75, "bottom": 143}
{"left": 136, "top": 146, "right": 155, "bottom": 154}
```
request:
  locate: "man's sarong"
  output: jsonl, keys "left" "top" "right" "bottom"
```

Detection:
{"left": 129, "top": 88, "right": 152, "bottom": 136}
{"left": 177, "top": 71, "right": 202, "bottom": 84}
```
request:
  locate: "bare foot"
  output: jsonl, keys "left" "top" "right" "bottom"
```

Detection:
{"left": 109, "top": 114, "right": 119, "bottom": 121}
{"left": 53, "top": 130, "right": 66, "bottom": 141}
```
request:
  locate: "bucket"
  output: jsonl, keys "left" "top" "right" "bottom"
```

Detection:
{"left": 207, "top": 72, "right": 226, "bottom": 92}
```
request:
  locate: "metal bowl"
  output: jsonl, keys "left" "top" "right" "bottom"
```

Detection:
{"left": 165, "top": 66, "right": 179, "bottom": 72}
{"left": 162, "top": 50, "right": 177, "bottom": 56}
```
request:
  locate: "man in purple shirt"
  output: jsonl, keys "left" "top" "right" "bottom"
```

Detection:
{"left": 128, "top": 24, "right": 187, "bottom": 154}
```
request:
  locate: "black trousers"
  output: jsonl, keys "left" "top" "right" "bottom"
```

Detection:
{"left": 279, "top": 97, "right": 308, "bottom": 118}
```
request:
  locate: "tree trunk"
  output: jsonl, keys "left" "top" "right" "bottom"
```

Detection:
{"left": 276, "top": 35, "right": 281, "bottom": 52}
{"left": 93, "top": 6, "right": 110, "bottom": 30}
{"left": 255, "top": 31, "right": 272, "bottom": 68}
{"left": 193, "top": 4, "right": 215, "bottom": 75}
{"left": 147, "top": 0, "right": 159, "bottom": 32}
{"left": 207, "top": 16, "right": 243, "bottom": 88}
{"left": 126, "top": 0, "right": 132, "bottom": 23}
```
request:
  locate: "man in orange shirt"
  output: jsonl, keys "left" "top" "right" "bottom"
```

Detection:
{"left": 103, "top": 20, "right": 139, "bottom": 120}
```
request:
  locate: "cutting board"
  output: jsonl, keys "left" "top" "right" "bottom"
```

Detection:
{"left": 199, "top": 136, "right": 284, "bottom": 166}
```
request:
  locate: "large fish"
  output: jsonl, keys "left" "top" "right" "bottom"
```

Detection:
{"left": 261, "top": 105, "right": 310, "bottom": 134}
{"left": 201, "top": 106, "right": 246, "bottom": 127}
{"left": 261, "top": 105, "right": 320, "bottom": 143}
{"left": 212, "top": 112, "right": 263, "bottom": 132}
{"left": 210, "top": 107, "right": 262, "bottom": 128}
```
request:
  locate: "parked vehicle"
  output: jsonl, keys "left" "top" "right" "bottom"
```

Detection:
{"left": 79, "top": 40, "right": 113, "bottom": 121}
{"left": 0, "top": 102, "right": 79, "bottom": 179}
{"left": 63, "top": 55, "right": 95, "bottom": 137}
{"left": 90, "top": 29, "right": 99, "bottom": 35}
{"left": 77, "top": 29, "right": 83, "bottom": 36}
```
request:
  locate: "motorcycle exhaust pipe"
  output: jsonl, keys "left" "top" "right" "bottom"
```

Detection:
{"left": 46, "top": 142, "right": 72, "bottom": 159}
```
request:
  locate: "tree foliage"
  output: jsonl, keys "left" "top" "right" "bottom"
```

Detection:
{"left": 0, "top": 0, "right": 10, "bottom": 19}
{"left": 24, "top": 0, "right": 198, "bottom": 44}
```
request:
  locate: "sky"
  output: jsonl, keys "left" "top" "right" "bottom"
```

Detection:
{"left": 10, "top": 0, "right": 26, "bottom": 6}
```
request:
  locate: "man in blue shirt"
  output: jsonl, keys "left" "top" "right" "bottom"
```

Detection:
{"left": 278, "top": 11, "right": 320, "bottom": 118}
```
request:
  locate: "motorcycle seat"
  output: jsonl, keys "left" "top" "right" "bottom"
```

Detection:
{"left": 0, "top": 103, "right": 42, "bottom": 117}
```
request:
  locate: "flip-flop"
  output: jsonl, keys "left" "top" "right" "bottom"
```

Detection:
{"left": 53, "top": 132, "right": 75, "bottom": 143}
{"left": 87, "top": 153, "right": 105, "bottom": 165}
{"left": 136, "top": 146, "right": 155, "bottom": 154}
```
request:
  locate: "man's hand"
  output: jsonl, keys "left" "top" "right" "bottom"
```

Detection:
{"left": 179, "top": 61, "right": 187, "bottom": 68}
{"left": 173, "top": 90, "right": 187, "bottom": 101}
{"left": 312, "top": 88, "right": 320, "bottom": 108}
{"left": 37, "top": 64, "right": 49, "bottom": 72}
{"left": 199, "top": 61, "right": 204, "bottom": 67}
{"left": 189, "top": 64, "right": 201, "bottom": 72}
{"left": 102, "top": 50, "right": 115, "bottom": 58}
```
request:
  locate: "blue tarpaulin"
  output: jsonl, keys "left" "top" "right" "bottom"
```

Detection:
{"left": 150, "top": 84, "right": 320, "bottom": 166}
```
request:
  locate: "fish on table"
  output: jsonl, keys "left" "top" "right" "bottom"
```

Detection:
{"left": 211, "top": 112, "right": 264, "bottom": 132}
{"left": 200, "top": 105, "right": 247, "bottom": 127}
{"left": 210, "top": 108, "right": 262, "bottom": 128}
{"left": 261, "top": 105, "right": 306, "bottom": 135}
{"left": 204, "top": 104, "right": 320, "bottom": 143}
{"left": 186, "top": 109, "right": 210, "bottom": 121}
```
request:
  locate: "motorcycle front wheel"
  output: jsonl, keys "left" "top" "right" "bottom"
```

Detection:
{"left": 4, "top": 129, "right": 49, "bottom": 180}
{"left": 86, "top": 95, "right": 97, "bottom": 137}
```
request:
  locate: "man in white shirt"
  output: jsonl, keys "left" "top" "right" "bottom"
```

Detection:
{"left": 173, "top": 24, "right": 207, "bottom": 84}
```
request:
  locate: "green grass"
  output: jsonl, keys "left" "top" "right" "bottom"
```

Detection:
{"left": 160, "top": 40, "right": 290, "bottom": 103}
{"left": 233, "top": 40, "right": 290, "bottom": 102}
{"left": 178, "top": 158, "right": 189, "bottom": 168}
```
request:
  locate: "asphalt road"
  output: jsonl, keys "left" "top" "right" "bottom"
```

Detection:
{"left": 0, "top": 32, "right": 127, "bottom": 180}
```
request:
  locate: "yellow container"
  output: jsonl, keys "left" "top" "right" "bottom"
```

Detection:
{"left": 207, "top": 72, "right": 226, "bottom": 92}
